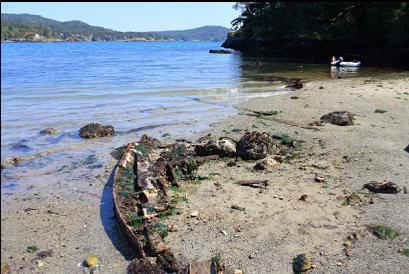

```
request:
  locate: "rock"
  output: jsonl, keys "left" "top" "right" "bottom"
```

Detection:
{"left": 195, "top": 134, "right": 220, "bottom": 156}
{"left": 234, "top": 270, "right": 243, "bottom": 274}
{"left": 236, "top": 131, "right": 277, "bottom": 160}
{"left": 364, "top": 181, "right": 401, "bottom": 194}
{"left": 320, "top": 111, "right": 354, "bottom": 126}
{"left": 195, "top": 135, "right": 236, "bottom": 157}
{"left": 209, "top": 49, "right": 232, "bottom": 54}
{"left": 79, "top": 123, "right": 114, "bottom": 138}
{"left": 84, "top": 255, "right": 99, "bottom": 267}
{"left": 1, "top": 263, "right": 10, "bottom": 274}
{"left": 404, "top": 145, "right": 409, "bottom": 153}
{"left": 189, "top": 211, "right": 199, "bottom": 218}
{"left": 286, "top": 79, "right": 303, "bottom": 90}
{"left": 220, "top": 230, "right": 227, "bottom": 236}
{"left": 347, "top": 192, "right": 362, "bottom": 205}
{"left": 293, "top": 254, "right": 312, "bottom": 273}
{"left": 218, "top": 137, "right": 236, "bottom": 157}
{"left": 253, "top": 158, "right": 280, "bottom": 171}
{"left": 35, "top": 260, "right": 44, "bottom": 267}
{"left": 40, "top": 128, "right": 60, "bottom": 135}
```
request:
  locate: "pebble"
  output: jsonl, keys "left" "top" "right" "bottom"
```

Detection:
{"left": 221, "top": 230, "right": 227, "bottom": 236}
{"left": 84, "top": 255, "right": 99, "bottom": 268}
{"left": 189, "top": 211, "right": 198, "bottom": 218}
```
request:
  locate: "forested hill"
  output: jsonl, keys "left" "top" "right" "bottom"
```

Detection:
{"left": 222, "top": 2, "right": 409, "bottom": 67}
{"left": 1, "top": 13, "right": 168, "bottom": 41}
{"left": 149, "top": 26, "right": 231, "bottom": 41}
{"left": 1, "top": 14, "right": 231, "bottom": 42}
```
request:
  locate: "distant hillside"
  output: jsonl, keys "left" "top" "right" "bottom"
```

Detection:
{"left": 1, "top": 14, "right": 231, "bottom": 42}
{"left": 149, "top": 26, "right": 231, "bottom": 41}
{"left": 1, "top": 13, "right": 168, "bottom": 41}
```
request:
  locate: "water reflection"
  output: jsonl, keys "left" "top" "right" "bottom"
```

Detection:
{"left": 330, "top": 66, "right": 360, "bottom": 78}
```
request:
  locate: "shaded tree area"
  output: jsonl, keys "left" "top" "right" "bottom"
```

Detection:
{"left": 222, "top": 2, "right": 409, "bottom": 67}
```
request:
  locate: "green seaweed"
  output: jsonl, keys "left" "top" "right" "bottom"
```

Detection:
{"left": 374, "top": 109, "right": 387, "bottom": 113}
{"left": 128, "top": 213, "right": 144, "bottom": 228}
{"left": 401, "top": 249, "right": 409, "bottom": 257}
{"left": 158, "top": 207, "right": 181, "bottom": 220}
{"left": 27, "top": 245, "right": 39, "bottom": 253}
{"left": 372, "top": 225, "right": 399, "bottom": 240}
{"left": 153, "top": 223, "right": 169, "bottom": 238}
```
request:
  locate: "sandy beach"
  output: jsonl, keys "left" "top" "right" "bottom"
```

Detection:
{"left": 1, "top": 73, "right": 409, "bottom": 273}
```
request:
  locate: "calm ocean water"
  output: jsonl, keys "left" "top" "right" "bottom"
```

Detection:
{"left": 1, "top": 41, "right": 400, "bottom": 189}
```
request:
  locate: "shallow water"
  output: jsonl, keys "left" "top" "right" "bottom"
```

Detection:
{"left": 1, "top": 41, "right": 402, "bottom": 191}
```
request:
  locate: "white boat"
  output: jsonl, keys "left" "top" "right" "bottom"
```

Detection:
{"left": 331, "top": 60, "right": 361, "bottom": 67}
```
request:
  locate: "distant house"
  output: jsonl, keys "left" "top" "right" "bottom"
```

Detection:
{"left": 34, "top": 33, "right": 40, "bottom": 39}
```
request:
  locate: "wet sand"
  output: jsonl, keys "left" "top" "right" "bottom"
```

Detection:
{"left": 1, "top": 73, "right": 408, "bottom": 273}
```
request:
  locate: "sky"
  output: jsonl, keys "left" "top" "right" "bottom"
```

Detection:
{"left": 1, "top": 2, "right": 241, "bottom": 32}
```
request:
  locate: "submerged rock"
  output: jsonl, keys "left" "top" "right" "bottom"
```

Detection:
{"left": 209, "top": 49, "right": 232, "bottom": 54}
{"left": 40, "top": 128, "right": 60, "bottom": 135}
{"left": 293, "top": 254, "right": 312, "bottom": 273}
{"left": 320, "top": 111, "right": 354, "bottom": 126}
{"left": 79, "top": 123, "right": 114, "bottom": 138}
{"left": 364, "top": 181, "right": 401, "bottom": 194}
{"left": 237, "top": 131, "right": 277, "bottom": 160}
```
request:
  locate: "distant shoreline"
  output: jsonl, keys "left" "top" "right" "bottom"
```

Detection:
{"left": 1, "top": 39, "right": 225, "bottom": 43}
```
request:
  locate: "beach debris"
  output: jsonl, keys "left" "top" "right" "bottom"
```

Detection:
{"left": 39, "top": 128, "right": 60, "bottom": 135}
{"left": 127, "top": 258, "right": 163, "bottom": 274}
{"left": 299, "top": 194, "right": 308, "bottom": 201}
{"left": 343, "top": 232, "right": 360, "bottom": 256}
{"left": 320, "top": 111, "right": 354, "bottom": 126}
{"left": 248, "top": 110, "right": 279, "bottom": 117}
{"left": 253, "top": 157, "right": 281, "bottom": 171}
{"left": 346, "top": 192, "right": 362, "bottom": 205}
{"left": 314, "top": 174, "right": 325, "bottom": 183}
{"left": 231, "top": 204, "right": 246, "bottom": 211}
{"left": 79, "top": 123, "right": 114, "bottom": 138}
{"left": 188, "top": 260, "right": 223, "bottom": 274}
{"left": 364, "top": 181, "right": 401, "bottom": 194}
{"left": 236, "top": 179, "right": 268, "bottom": 188}
{"left": 35, "top": 260, "right": 44, "bottom": 267}
{"left": 1, "top": 263, "right": 10, "bottom": 274}
{"left": 35, "top": 250, "right": 53, "bottom": 259}
{"left": 236, "top": 131, "right": 278, "bottom": 160}
{"left": 84, "top": 255, "right": 99, "bottom": 268}
{"left": 209, "top": 49, "right": 232, "bottom": 54}
{"left": 308, "top": 120, "right": 324, "bottom": 127}
{"left": 370, "top": 225, "right": 399, "bottom": 240}
{"left": 292, "top": 253, "right": 312, "bottom": 273}
{"left": 290, "top": 96, "right": 300, "bottom": 99}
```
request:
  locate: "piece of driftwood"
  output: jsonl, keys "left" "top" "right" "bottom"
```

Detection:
{"left": 195, "top": 155, "right": 220, "bottom": 165}
{"left": 236, "top": 179, "right": 268, "bottom": 188}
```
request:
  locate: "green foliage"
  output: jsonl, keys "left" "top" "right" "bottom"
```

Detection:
{"left": 372, "top": 225, "right": 399, "bottom": 240}
{"left": 27, "top": 245, "right": 39, "bottom": 253}
{"left": 225, "top": 2, "right": 409, "bottom": 66}
{"left": 151, "top": 26, "right": 231, "bottom": 41}
{"left": 211, "top": 255, "right": 222, "bottom": 264}
{"left": 158, "top": 207, "right": 181, "bottom": 220}
{"left": 1, "top": 13, "right": 168, "bottom": 41}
